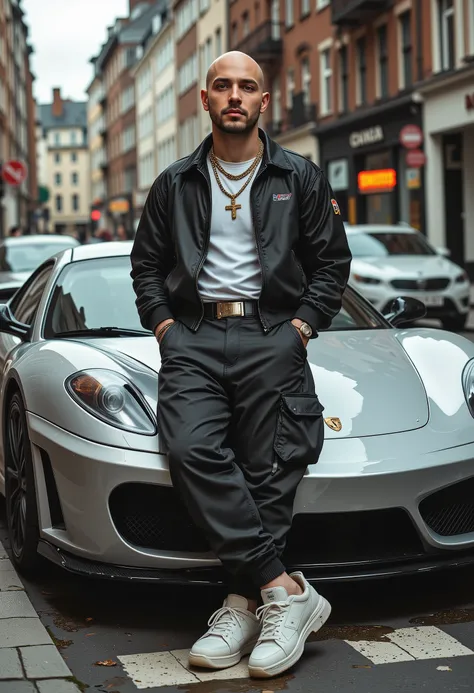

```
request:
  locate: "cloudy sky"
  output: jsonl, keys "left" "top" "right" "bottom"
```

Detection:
{"left": 22, "top": 0, "right": 129, "bottom": 104}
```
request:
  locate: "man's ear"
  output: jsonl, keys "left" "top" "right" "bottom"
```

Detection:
{"left": 201, "top": 89, "right": 210, "bottom": 112}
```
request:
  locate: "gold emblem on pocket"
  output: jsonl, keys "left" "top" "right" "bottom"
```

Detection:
{"left": 324, "top": 417, "right": 342, "bottom": 431}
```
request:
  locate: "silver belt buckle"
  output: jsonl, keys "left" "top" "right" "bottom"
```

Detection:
{"left": 216, "top": 301, "right": 244, "bottom": 319}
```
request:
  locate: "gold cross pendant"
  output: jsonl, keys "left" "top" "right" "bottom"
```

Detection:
{"left": 225, "top": 198, "right": 241, "bottom": 220}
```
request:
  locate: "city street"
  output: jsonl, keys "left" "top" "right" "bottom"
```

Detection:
{"left": 1, "top": 315, "right": 474, "bottom": 693}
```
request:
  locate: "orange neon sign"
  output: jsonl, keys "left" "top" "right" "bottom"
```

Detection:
{"left": 358, "top": 168, "right": 397, "bottom": 193}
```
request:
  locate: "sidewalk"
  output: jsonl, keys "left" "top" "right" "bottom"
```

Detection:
{"left": 0, "top": 541, "right": 81, "bottom": 693}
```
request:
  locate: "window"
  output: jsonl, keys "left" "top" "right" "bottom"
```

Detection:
{"left": 124, "top": 167, "right": 136, "bottom": 193}
{"left": 243, "top": 12, "right": 250, "bottom": 37}
{"left": 121, "top": 85, "right": 135, "bottom": 114}
{"left": 176, "top": 0, "right": 199, "bottom": 40}
{"left": 200, "top": 0, "right": 210, "bottom": 12}
{"left": 272, "top": 76, "right": 282, "bottom": 125}
{"left": 72, "top": 194, "right": 79, "bottom": 211}
{"left": 231, "top": 22, "right": 238, "bottom": 46}
{"left": 138, "top": 66, "right": 152, "bottom": 97}
{"left": 158, "top": 135, "right": 177, "bottom": 172}
{"left": 215, "top": 28, "right": 222, "bottom": 58}
{"left": 286, "top": 67, "right": 295, "bottom": 108}
{"left": 55, "top": 173, "right": 61, "bottom": 186}
{"left": 139, "top": 152, "right": 155, "bottom": 188}
{"left": 255, "top": 2, "right": 260, "bottom": 24}
{"left": 316, "top": 0, "right": 330, "bottom": 9}
{"left": 156, "top": 35, "right": 174, "bottom": 72}
{"left": 157, "top": 85, "right": 175, "bottom": 123}
{"left": 11, "top": 265, "right": 53, "bottom": 326}
{"left": 55, "top": 194, "right": 62, "bottom": 212}
{"left": 123, "top": 125, "right": 136, "bottom": 152}
{"left": 70, "top": 131, "right": 77, "bottom": 145}
{"left": 320, "top": 48, "right": 332, "bottom": 114}
{"left": 356, "top": 37, "right": 367, "bottom": 105}
{"left": 399, "top": 11, "right": 412, "bottom": 88}
{"left": 54, "top": 132, "right": 60, "bottom": 145}
{"left": 377, "top": 24, "right": 389, "bottom": 98}
{"left": 178, "top": 53, "right": 198, "bottom": 94}
{"left": 301, "top": 57, "right": 311, "bottom": 105}
{"left": 138, "top": 108, "right": 153, "bottom": 138}
{"left": 54, "top": 153, "right": 61, "bottom": 164}
{"left": 301, "top": 0, "right": 310, "bottom": 16}
{"left": 339, "top": 45, "right": 348, "bottom": 112}
{"left": 71, "top": 172, "right": 78, "bottom": 185}
{"left": 285, "top": 0, "right": 294, "bottom": 27}
{"left": 271, "top": 0, "right": 281, "bottom": 39}
{"left": 438, "top": 0, "right": 455, "bottom": 70}
{"left": 71, "top": 151, "right": 77, "bottom": 162}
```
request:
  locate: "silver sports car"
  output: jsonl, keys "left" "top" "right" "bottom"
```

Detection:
{"left": 1, "top": 241, "right": 474, "bottom": 585}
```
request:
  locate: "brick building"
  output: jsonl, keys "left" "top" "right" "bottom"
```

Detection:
{"left": 175, "top": 0, "right": 200, "bottom": 156}
{"left": 0, "top": 0, "right": 38, "bottom": 237}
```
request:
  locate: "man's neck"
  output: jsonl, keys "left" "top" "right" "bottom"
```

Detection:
{"left": 211, "top": 129, "right": 261, "bottom": 163}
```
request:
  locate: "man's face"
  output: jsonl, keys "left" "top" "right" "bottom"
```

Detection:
{"left": 203, "top": 57, "right": 269, "bottom": 135}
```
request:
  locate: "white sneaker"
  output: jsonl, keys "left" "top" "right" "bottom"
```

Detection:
{"left": 188, "top": 594, "right": 261, "bottom": 669}
{"left": 248, "top": 572, "right": 331, "bottom": 678}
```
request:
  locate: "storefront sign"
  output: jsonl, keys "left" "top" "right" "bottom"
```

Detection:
{"left": 327, "top": 159, "right": 349, "bottom": 191}
{"left": 406, "top": 149, "right": 426, "bottom": 167}
{"left": 466, "top": 93, "right": 474, "bottom": 111}
{"left": 349, "top": 126, "right": 384, "bottom": 148}
{"left": 400, "top": 124, "right": 423, "bottom": 149}
{"left": 406, "top": 168, "right": 421, "bottom": 190}
{"left": 358, "top": 168, "right": 397, "bottom": 194}
{"left": 109, "top": 198, "right": 130, "bottom": 214}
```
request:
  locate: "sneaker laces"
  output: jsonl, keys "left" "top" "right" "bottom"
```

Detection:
{"left": 206, "top": 606, "right": 247, "bottom": 637}
{"left": 255, "top": 601, "right": 288, "bottom": 642}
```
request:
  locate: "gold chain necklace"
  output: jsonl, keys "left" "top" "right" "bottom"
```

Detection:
{"left": 210, "top": 140, "right": 264, "bottom": 181}
{"left": 209, "top": 145, "right": 264, "bottom": 220}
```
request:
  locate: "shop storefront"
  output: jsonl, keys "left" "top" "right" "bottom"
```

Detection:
{"left": 316, "top": 96, "right": 425, "bottom": 233}
{"left": 420, "top": 66, "right": 474, "bottom": 273}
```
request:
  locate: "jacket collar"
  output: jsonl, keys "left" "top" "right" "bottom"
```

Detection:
{"left": 177, "top": 127, "right": 293, "bottom": 174}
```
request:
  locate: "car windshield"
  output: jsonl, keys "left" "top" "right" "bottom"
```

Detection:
{"left": 0, "top": 239, "right": 78, "bottom": 273}
{"left": 348, "top": 231, "right": 436, "bottom": 257}
{"left": 43, "top": 256, "right": 387, "bottom": 338}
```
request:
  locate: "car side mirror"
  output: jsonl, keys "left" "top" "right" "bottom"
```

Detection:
{"left": 436, "top": 246, "right": 451, "bottom": 257}
{"left": 383, "top": 296, "right": 427, "bottom": 326}
{"left": 0, "top": 304, "right": 30, "bottom": 340}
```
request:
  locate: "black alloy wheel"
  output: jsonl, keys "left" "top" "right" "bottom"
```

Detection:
{"left": 5, "top": 392, "right": 41, "bottom": 573}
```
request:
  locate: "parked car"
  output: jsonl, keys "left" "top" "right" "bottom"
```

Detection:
{"left": 0, "top": 234, "right": 80, "bottom": 302}
{"left": 345, "top": 224, "right": 470, "bottom": 331}
{"left": 2, "top": 242, "right": 474, "bottom": 585}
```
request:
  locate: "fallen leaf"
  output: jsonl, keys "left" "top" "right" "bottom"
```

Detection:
{"left": 85, "top": 617, "right": 94, "bottom": 622}
{"left": 85, "top": 633, "right": 96, "bottom": 637}
{"left": 437, "top": 666, "right": 452, "bottom": 671}
{"left": 95, "top": 660, "right": 117, "bottom": 667}
{"left": 352, "top": 664, "right": 372, "bottom": 669}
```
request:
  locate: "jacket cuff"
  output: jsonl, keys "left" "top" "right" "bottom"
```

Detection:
{"left": 294, "top": 304, "right": 327, "bottom": 337}
{"left": 148, "top": 305, "right": 174, "bottom": 334}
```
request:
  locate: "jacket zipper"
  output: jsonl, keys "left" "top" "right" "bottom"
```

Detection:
{"left": 192, "top": 167, "right": 213, "bottom": 331}
{"left": 250, "top": 163, "right": 269, "bottom": 332}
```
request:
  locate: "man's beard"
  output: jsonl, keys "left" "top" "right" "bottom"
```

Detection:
{"left": 208, "top": 103, "right": 260, "bottom": 135}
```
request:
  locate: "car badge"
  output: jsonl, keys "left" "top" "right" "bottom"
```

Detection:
{"left": 324, "top": 417, "right": 342, "bottom": 431}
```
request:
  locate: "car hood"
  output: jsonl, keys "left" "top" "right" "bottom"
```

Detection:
{"left": 0, "top": 270, "right": 31, "bottom": 286}
{"left": 350, "top": 255, "right": 462, "bottom": 280}
{"left": 89, "top": 330, "right": 429, "bottom": 439}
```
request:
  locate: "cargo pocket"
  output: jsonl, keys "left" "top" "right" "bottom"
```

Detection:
{"left": 274, "top": 393, "right": 325, "bottom": 468}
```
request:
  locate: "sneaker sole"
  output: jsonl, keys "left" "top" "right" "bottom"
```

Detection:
{"left": 248, "top": 596, "right": 331, "bottom": 679}
{"left": 189, "top": 640, "right": 257, "bottom": 670}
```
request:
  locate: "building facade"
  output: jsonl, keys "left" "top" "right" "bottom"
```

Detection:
{"left": 133, "top": 16, "right": 177, "bottom": 224}
{"left": 175, "top": 0, "right": 200, "bottom": 157}
{"left": 37, "top": 88, "right": 90, "bottom": 238}
{"left": 197, "top": 0, "right": 227, "bottom": 140}
{"left": 0, "top": 0, "right": 38, "bottom": 237}
{"left": 421, "top": 0, "right": 474, "bottom": 273}
{"left": 87, "top": 74, "right": 107, "bottom": 231}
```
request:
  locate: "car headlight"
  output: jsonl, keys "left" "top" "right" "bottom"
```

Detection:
{"left": 353, "top": 274, "right": 381, "bottom": 285}
{"left": 65, "top": 369, "right": 156, "bottom": 435}
{"left": 462, "top": 360, "right": 474, "bottom": 418}
{"left": 455, "top": 271, "right": 469, "bottom": 284}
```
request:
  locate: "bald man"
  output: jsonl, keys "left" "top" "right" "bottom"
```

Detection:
{"left": 130, "top": 51, "right": 351, "bottom": 678}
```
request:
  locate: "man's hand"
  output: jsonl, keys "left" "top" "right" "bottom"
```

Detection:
{"left": 155, "top": 319, "right": 175, "bottom": 343}
{"left": 291, "top": 319, "right": 309, "bottom": 348}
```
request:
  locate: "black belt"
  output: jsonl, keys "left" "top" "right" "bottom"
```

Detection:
{"left": 203, "top": 301, "right": 258, "bottom": 319}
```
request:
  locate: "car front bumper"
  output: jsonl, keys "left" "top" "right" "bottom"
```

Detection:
{"left": 28, "top": 413, "right": 474, "bottom": 583}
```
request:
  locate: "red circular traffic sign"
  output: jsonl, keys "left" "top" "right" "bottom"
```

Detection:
{"left": 400, "top": 125, "right": 423, "bottom": 149}
{"left": 406, "top": 149, "right": 426, "bottom": 167}
{"left": 1, "top": 160, "right": 28, "bottom": 186}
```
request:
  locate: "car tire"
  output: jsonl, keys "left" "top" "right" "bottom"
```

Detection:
{"left": 5, "top": 392, "right": 42, "bottom": 574}
{"left": 441, "top": 314, "right": 467, "bottom": 332}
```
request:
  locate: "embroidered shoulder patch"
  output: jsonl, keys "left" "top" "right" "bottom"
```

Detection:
{"left": 273, "top": 193, "right": 293, "bottom": 201}
{"left": 331, "top": 198, "right": 341, "bottom": 215}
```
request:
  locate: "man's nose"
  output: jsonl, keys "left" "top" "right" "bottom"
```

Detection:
{"left": 229, "top": 86, "right": 242, "bottom": 102}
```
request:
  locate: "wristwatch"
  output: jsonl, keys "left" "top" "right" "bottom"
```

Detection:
{"left": 297, "top": 322, "right": 313, "bottom": 338}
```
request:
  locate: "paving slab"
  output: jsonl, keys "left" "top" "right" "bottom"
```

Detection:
{"left": 0, "top": 558, "right": 15, "bottom": 571}
{"left": 20, "top": 644, "right": 71, "bottom": 679}
{"left": 0, "top": 618, "right": 51, "bottom": 648}
{"left": 0, "top": 569, "right": 24, "bottom": 591}
{"left": 0, "top": 545, "right": 7, "bottom": 559}
{"left": 0, "top": 592, "right": 36, "bottom": 619}
{"left": 0, "top": 682, "right": 36, "bottom": 693}
{"left": 0, "top": 648, "right": 23, "bottom": 679}
{"left": 36, "top": 681, "right": 82, "bottom": 693}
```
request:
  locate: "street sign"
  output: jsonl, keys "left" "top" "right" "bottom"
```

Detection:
{"left": 399, "top": 125, "right": 423, "bottom": 149}
{"left": 38, "top": 185, "right": 50, "bottom": 203}
{"left": 1, "top": 160, "right": 28, "bottom": 186}
{"left": 406, "top": 149, "right": 426, "bottom": 168}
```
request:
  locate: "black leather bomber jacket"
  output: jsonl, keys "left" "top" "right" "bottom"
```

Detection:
{"left": 130, "top": 128, "right": 352, "bottom": 337}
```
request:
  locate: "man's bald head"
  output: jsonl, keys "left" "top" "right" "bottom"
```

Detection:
{"left": 205, "top": 51, "right": 265, "bottom": 91}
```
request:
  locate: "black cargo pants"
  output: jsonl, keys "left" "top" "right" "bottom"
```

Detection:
{"left": 157, "top": 315, "right": 325, "bottom": 598}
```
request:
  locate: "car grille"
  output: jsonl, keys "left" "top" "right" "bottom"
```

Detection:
{"left": 109, "top": 484, "right": 425, "bottom": 565}
{"left": 390, "top": 278, "right": 450, "bottom": 290}
{"left": 419, "top": 478, "right": 474, "bottom": 536}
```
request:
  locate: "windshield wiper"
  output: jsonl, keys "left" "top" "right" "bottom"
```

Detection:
{"left": 54, "top": 327, "right": 151, "bottom": 338}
